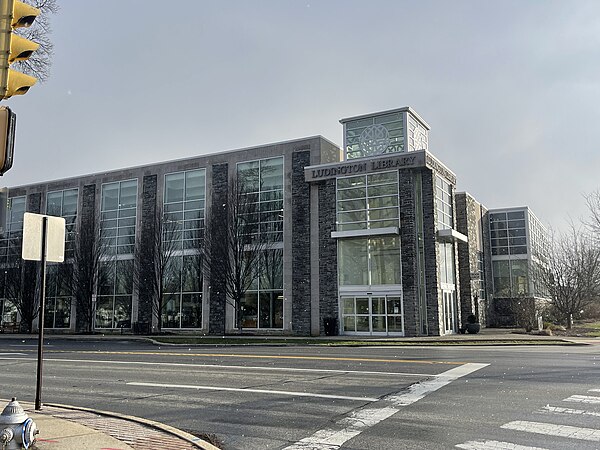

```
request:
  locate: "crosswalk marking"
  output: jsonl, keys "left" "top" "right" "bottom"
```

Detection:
{"left": 284, "top": 363, "right": 488, "bottom": 450}
{"left": 564, "top": 394, "right": 600, "bottom": 404}
{"left": 456, "top": 440, "right": 548, "bottom": 450}
{"left": 540, "top": 405, "right": 600, "bottom": 417}
{"left": 501, "top": 420, "right": 600, "bottom": 442}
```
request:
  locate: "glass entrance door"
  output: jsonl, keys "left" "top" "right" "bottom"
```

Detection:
{"left": 341, "top": 294, "right": 404, "bottom": 336}
{"left": 442, "top": 289, "right": 456, "bottom": 334}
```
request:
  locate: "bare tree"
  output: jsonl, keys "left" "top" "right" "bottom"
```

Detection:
{"left": 203, "top": 175, "right": 269, "bottom": 331}
{"left": 12, "top": 0, "right": 58, "bottom": 83}
{"left": 71, "top": 212, "right": 110, "bottom": 332}
{"left": 1, "top": 238, "right": 38, "bottom": 333}
{"left": 539, "top": 226, "right": 600, "bottom": 328}
{"left": 135, "top": 206, "right": 183, "bottom": 333}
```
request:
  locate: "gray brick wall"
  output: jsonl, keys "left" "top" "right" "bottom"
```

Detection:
{"left": 137, "top": 174, "right": 158, "bottom": 326}
{"left": 291, "top": 150, "right": 312, "bottom": 335}
{"left": 208, "top": 163, "right": 228, "bottom": 334}
{"left": 318, "top": 178, "right": 338, "bottom": 335}
{"left": 399, "top": 171, "right": 419, "bottom": 336}
{"left": 421, "top": 170, "right": 441, "bottom": 335}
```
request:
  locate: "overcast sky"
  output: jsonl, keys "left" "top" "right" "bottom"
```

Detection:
{"left": 4, "top": 0, "right": 600, "bottom": 232}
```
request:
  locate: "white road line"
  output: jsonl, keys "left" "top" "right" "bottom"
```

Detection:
{"left": 540, "top": 405, "right": 600, "bottom": 417}
{"left": 0, "top": 353, "right": 25, "bottom": 356}
{"left": 501, "top": 421, "right": 600, "bottom": 442}
{"left": 589, "top": 389, "right": 600, "bottom": 393}
{"left": 564, "top": 395, "right": 600, "bottom": 404}
{"left": 0, "top": 357, "right": 432, "bottom": 377}
{"left": 456, "top": 440, "right": 548, "bottom": 450}
{"left": 127, "top": 381, "right": 378, "bottom": 402}
{"left": 283, "top": 362, "right": 489, "bottom": 450}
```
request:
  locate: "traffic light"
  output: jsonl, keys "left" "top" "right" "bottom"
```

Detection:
{"left": 0, "top": 106, "right": 15, "bottom": 174}
{"left": 0, "top": 0, "right": 40, "bottom": 99}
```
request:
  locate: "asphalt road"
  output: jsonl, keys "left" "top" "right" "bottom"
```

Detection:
{"left": 0, "top": 337, "right": 598, "bottom": 449}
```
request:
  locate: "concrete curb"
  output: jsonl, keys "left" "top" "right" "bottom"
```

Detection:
{"left": 44, "top": 403, "right": 220, "bottom": 450}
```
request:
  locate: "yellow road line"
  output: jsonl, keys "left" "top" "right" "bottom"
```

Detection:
{"left": 40, "top": 350, "right": 464, "bottom": 365}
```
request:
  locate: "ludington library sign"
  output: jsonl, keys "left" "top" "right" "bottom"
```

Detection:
{"left": 305, "top": 150, "right": 430, "bottom": 182}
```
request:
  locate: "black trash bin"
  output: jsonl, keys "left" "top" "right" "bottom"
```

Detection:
{"left": 323, "top": 317, "right": 338, "bottom": 336}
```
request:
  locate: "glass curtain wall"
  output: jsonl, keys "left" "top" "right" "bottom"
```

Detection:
{"left": 162, "top": 169, "right": 205, "bottom": 329}
{"left": 96, "top": 259, "right": 134, "bottom": 328}
{"left": 97, "top": 180, "right": 137, "bottom": 329}
{"left": 44, "top": 189, "right": 78, "bottom": 328}
{"left": 46, "top": 189, "right": 78, "bottom": 258}
{"left": 44, "top": 264, "right": 71, "bottom": 329}
{"left": 0, "top": 197, "right": 25, "bottom": 329}
{"left": 237, "top": 157, "right": 284, "bottom": 329}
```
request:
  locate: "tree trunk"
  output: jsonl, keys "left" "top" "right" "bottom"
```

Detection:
{"left": 567, "top": 314, "right": 573, "bottom": 329}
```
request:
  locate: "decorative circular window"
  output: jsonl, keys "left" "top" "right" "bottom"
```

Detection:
{"left": 359, "top": 124, "right": 391, "bottom": 156}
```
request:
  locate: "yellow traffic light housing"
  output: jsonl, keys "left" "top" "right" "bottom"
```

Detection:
{"left": 0, "top": 0, "right": 40, "bottom": 99}
{"left": 0, "top": 106, "right": 15, "bottom": 175}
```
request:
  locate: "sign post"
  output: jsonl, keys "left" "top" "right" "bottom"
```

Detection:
{"left": 22, "top": 212, "right": 65, "bottom": 411}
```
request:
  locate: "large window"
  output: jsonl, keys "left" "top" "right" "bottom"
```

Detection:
{"left": 338, "top": 236, "right": 401, "bottom": 286}
{"left": 101, "top": 180, "right": 137, "bottom": 255}
{"left": 46, "top": 189, "right": 78, "bottom": 259}
{"left": 0, "top": 196, "right": 25, "bottom": 263}
{"left": 493, "top": 259, "right": 529, "bottom": 297}
{"left": 237, "top": 157, "right": 284, "bottom": 243}
{"left": 162, "top": 254, "right": 202, "bottom": 329}
{"left": 336, "top": 171, "right": 399, "bottom": 232}
{"left": 95, "top": 259, "right": 133, "bottom": 329}
{"left": 436, "top": 176, "right": 453, "bottom": 230}
{"left": 490, "top": 211, "right": 527, "bottom": 256}
{"left": 164, "top": 169, "right": 206, "bottom": 250}
{"left": 44, "top": 264, "right": 71, "bottom": 329}
{"left": 240, "top": 249, "right": 283, "bottom": 329}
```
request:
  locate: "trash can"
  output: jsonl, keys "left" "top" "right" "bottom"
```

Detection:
{"left": 323, "top": 317, "right": 338, "bottom": 336}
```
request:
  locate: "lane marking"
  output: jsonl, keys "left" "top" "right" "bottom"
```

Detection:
{"left": 501, "top": 420, "right": 600, "bottom": 442}
{"left": 127, "top": 381, "right": 379, "bottom": 402}
{"left": 283, "top": 362, "right": 488, "bottom": 450}
{"left": 564, "top": 395, "right": 600, "bottom": 404}
{"left": 0, "top": 356, "right": 434, "bottom": 377}
{"left": 42, "top": 350, "right": 464, "bottom": 366}
{"left": 0, "top": 353, "right": 25, "bottom": 356}
{"left": 456, "top": 440, "right": 548, "bottom": 450}
{"left": 540, "top": 405, "right": 600, "bottom": 417}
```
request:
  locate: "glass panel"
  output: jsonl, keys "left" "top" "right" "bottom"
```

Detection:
{"left": 343, "top": 315, "right": 356, "bottom": 332}
{"left": 338, "top": 239, "right": 369, "bottom": 285}
{"left": 371, "top": 316, "right": 386, "bottom": 332}
{"left": 62, "top": 189, "right": 78, "bottom": 215}
{"left": 241, "top": 293, "right": 258, "bottom": 328}
{"left": 102, "top": 183, "right": 119, "bottom": 211}
{"left": 356, "top": 316, "right": 369, "bottom": 332}
{"left": 370, "top": 236, "right": 401, "bottom": 285}
{"left": 387, "top": 315, "right": 403, "bottom": 332}
{"left": 46, "top": 191, "right": 63, "bottom": 216}
{"left": 114, "top": 296, "right": 132, "bottom": 328}
{"left": 162, "top": 294, "right": 180, "bottom": 328}
{"left": 259, "top": 292, "right": 283, "bottom": 328}
{"left": 95, "top": 297, "right": 113, "bottom": 328}
{"left": 343, "top": 297, "right": 355, "bottom": 314}
{"left": 54, "top": 298, "right": 70, "bottom": 328}
{"left": 185, "top": 170, "right": 205, "bottom": 201}
{"left": 356, "top": 297, "right": 369, "bottom": 314}
{"left": 387, "top": 297, "right": 402, "bottom": 315}
{"left": 181, "top": 293, "right": 202, "bottom": 328}
{"left": 119, "top": 180, "right": 137, "bottom": 208}
{"left": 493, "top": 260, "right": 511, "bottom": 296}
{"left": 372, "top": 297, "right": 385, "bottom": 314}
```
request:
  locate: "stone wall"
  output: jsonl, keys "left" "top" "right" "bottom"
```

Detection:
{"left": 291, "top": 150, "right": 312, "bottom": 335}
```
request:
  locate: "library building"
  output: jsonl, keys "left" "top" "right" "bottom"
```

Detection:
{"left": 0, "top": 107, "right": 549, "bottom": 336}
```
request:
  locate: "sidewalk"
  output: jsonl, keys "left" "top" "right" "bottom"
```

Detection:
{"left": 1, "top": 399, "right": 220, "bottom": 450}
